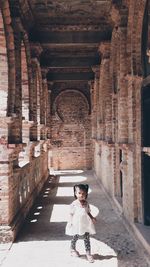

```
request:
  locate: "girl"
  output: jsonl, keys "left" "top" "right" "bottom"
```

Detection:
{"left": 65, "top": 184, "right": 96, "bottom": 263}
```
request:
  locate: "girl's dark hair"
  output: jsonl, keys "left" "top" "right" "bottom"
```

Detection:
{"left": 73, "top": 184, "right": 89, "bottom": 199}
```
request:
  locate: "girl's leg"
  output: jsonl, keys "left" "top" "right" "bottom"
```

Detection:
{"left": 83, "top": 232, "right": 94, "bottom": 263}
{"left": 70, "top": 235, "right": 80, "bottom": 256}
{"left": 83, "top": 232, "right": 91, "bottom": 253}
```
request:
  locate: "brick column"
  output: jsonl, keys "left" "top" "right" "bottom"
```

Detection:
{"left": 30, "top": 44, "right": 43, "bottom": 141}
{"left": 31, "top": 57, "right": 43, "bottom": 141}
{"left": 1, "top": 0, "right": 16, "bottom": 116}
{"left": 42, "top": 69, "right": 52, "bottom": 140}
{"left": 99, "top": 42, "right": 111, "bottom": 142}
{"left": 0, "top": 117, "right": 22, "bottom": 241}
{"left": 88, "top": 81, "right": 94, "bottom": 138}
{"left": 111, "top": 4, "right": 128, "bottom": 143}
{"left": 30, "top": 58, "right": 38, "bottom": 141}
{"left": 118, "top": 26, "right": 128, "bottom": 143}
{"left": 47, "top": 82, "right": 54, "bottom": 139}
{"left": 41, "top": 68, "right": 49, "bottom": 140}
{"left": 38, "top": 64, "right": 44, "bottom": 141}
{"left": 92, "top": 66, "right": 100, "bottom": 139}
{"left": 112, "top": 94, "right": 118, "bottom": 143}
{"left": 47, "top": 89, "right": 52, "bottom": 139}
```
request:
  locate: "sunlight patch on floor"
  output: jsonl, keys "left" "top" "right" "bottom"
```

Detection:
{"left": 53, "top": 170, "right": 84, "bottom": 175}
{"left": 56, "top": 187, "right": 74, "bottom": 197}
{"left": 1, "top": 239, "right": 118, "bottom": 267}
{"left": 59, "top": 175, "right": 87, "bottom": 183}
{"left": 50, "top": 204, "right": 69, "bottom": 222}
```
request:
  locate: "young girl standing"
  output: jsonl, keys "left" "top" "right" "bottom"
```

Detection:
{"left": 65, "top": 184, "right": 96, "bottom": 263}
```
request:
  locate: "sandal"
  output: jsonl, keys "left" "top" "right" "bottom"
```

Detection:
{"left": 70, "top": 250, "right": 80, "bottom": 257}
{"left": 86, "top": 254, "right": 94, "bottom": 263}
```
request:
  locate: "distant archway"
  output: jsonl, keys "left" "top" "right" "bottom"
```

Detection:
{"left": 51, "top": 90, "right": 92, "bottom": 170}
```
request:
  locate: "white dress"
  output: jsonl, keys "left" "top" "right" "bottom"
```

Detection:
{"left": 65, "top": 199, "right": 96, "bottom": 236}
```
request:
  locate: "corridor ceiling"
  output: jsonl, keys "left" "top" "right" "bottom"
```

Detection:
{"left": 11, "top": 0, "right": 113, "bottom": 100}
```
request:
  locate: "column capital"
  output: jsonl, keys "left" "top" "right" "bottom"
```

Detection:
{"left": 30, "top": 43, "right": 43, "bottom": 60}
{"left": 98, "top": 42, "right": 110, "bottom": 59}
{"left": 41, "top": 68, "right": 49, "bottom": 79}
{"left": 31, "top": 57, "right": 39, "bottom": 67}
{"left": 92, "top": 65, "right": 100, "bottom": 79}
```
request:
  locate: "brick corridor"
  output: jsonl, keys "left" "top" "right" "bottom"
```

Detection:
{"left": 0, "top": 171, "right": 150, "bottom": 267}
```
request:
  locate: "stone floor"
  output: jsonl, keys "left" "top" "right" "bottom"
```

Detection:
{"left": 0, "top": 170, "right": 150, "bottom": 267}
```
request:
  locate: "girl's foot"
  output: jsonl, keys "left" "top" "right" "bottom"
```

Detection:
{"left": 70, "top": 250, "right": 80, "bottom": 257}
{"left": 86, "top": 254, "right": 94, "bottom": 263}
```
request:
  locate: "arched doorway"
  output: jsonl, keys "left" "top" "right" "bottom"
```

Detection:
{"left": 51, "top": 90, "right": 91, "bottom": 170}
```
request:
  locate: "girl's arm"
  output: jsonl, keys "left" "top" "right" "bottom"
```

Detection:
{"left": 87, "top": 212, "right": 97, "bottom": 223}
{"left": 87, "top": 203, "right": 97, "bottom": 223}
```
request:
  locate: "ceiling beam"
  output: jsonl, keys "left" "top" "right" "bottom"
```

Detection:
{"left": 40, "top": 56, "right": 100, "bottom": 67}
{"left": 29, "top": 30, "right": 112, "bottom": 43}
{"left": 47, "top": 72, "right": 94, "bottom": 81}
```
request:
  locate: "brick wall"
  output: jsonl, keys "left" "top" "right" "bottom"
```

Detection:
{"left": 51, "top": 90, "right": 92, "bottom": 170}
{"left": 93, "top": 0, "right": 147, "bottom": 228}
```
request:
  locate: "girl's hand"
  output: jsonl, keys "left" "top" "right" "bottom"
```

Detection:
{"left": 92, "top": 217, "right": 97, "bottom": 223}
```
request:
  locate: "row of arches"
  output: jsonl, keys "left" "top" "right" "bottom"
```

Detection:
{"left": 0, "top": 0, "right": 150, "bottom": 249}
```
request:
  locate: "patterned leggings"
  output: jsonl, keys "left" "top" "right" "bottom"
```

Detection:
{"left": 71, "top": 232, "right": 91, "bottom": 253}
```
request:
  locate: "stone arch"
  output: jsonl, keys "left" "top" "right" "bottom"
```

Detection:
{"left": 0, "top": 7, "right": 8, "bottom": 117}
{"left": 127, "top": 0, "right": 147, "bottom": 75}
{"left": 0, "top": 1, "right": 16, "bottom": 116}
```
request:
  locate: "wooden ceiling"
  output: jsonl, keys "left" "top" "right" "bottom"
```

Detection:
{"left": 10, "top": 0, "right": 113, "bottom": 100}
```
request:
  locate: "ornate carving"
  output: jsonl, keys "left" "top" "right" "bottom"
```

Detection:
{"left": 30, "top": 43, "right": 43, "bottom": 59}
{"left": 34, "top": 0, "right": 110, "bottom": 17}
